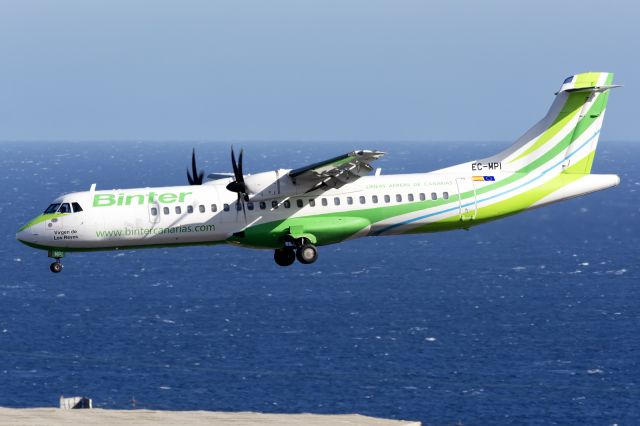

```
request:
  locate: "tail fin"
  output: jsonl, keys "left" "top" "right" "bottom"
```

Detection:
{"left": 485, "top": 72, "right": 618, "bottom": 175}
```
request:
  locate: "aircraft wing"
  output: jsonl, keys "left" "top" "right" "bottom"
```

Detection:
{"left": 289, "top": 150, "right": 385, "bottom": 190}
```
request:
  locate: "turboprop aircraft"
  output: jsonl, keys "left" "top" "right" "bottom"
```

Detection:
{"left": 17, "top": 72, "right": 621, "bottom": 273}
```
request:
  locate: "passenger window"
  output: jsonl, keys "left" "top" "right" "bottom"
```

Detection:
{"left": 247, "top": 202, "right": 254, "bottom": 210}
{"left": 272, "top": 200, "right": 279, "bottom": 209}
{"left": 151, "top": 207, "right": 158, "bottom": 216}
{"left": 163, "top": 207, "right": 170, "bottom": 215}
{"left": 259, "top": 201, "right": 266, "bottom": 210}
{"left": 359, "top": 196, "right": 365, "bottom": 204}
{"left": 176, "top": 206, "right": 182, "bottom": 214}
{"left": 408, "top": 194, "right": 414, "bottom": 202}
{"left": 431, "top": 192, "right": 437, "bottom": 200}
{"left": 211, "top": 204, "right": 218, "bottom": 212}
{"left": 396, "top": 194, "right": 402, "bottom": 202}
{"left": 443, "top": 192, "right": 449, "bottom": 200}
{"left": 321, "top": 198, "right": 328, "bottom": 206}
{"left": 199, "top": 205, "right": 205, "bottom": 213}
{"left": 309, "top": 199, "right": 316, "bottom": 207}
{"left": 347, "top": 197, "right": 353, "bottom": 205}
{"left": 284, "top": 200, "right": 291, "bottom": 208}
{"left": 334, "top": 197, "right": 341, "bottom": 206}
{"left": 187, "top": 205, "right": 194, "bottom": 213}
{"left": 72, "top": 202, "right": 83, "bottom": 212}
{"left": 372, "top": 195, "right": 378, "bottom": 204}
{"left": 223, "top": 203, "right": 230, "bottom": 211}
{"left": 58, "top": 203, "right": 71, "bottom": 213}
{"left": 384, "top": 195, "right": 390, "bottom": 203}
{"left": 296, "top": 199, "right": 303, "bottom": 208}
{"left": 419, "top": 193, "right": 426, "bottom": 201}
{"left": 44, "top": 203, "right": 61, "bottom": 214}
{"left": 236, "top": 202, "right": 242, "bottom": 211}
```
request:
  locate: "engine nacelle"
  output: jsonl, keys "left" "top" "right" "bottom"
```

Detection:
{"left": 243, "top": 169, "right": 300, "bottom": 201}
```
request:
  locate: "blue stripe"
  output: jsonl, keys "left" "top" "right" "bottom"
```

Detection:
{"left": 374, "top": 130, "right": 600, "bottom": 235}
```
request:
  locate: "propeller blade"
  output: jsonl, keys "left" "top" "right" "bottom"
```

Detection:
{"left": 227, "top": 146, "right": 248, "bottom": 222}
{"left": 187, "top": 148, "right": 204, "bottom": 185}
{"left": 226, "top": 146, "right": 248, "bottom": 195}
{"left": 237, "top": 149, "right": 244, "bottom": 182}
{"left": 231, "top": 147, "right": 239, "bottom": 180}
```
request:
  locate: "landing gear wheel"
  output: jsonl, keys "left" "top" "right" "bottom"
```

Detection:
{"left": 296, "top": 243, "right": 318, "bottom": 264}
{"left": 49, "top": 261, "right": 63, "bottom": 273}
{"left": 274, "top": 248, "right": 296, "bottom": 267}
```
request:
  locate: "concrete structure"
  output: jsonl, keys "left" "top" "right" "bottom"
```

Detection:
{"left": 0, "top": 408, "right": 421, "bottom": 426}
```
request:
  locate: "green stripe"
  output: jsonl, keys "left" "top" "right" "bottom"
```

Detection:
{"left": 237, "top": 97, "right": 610, "bottom": 248}
{"left": 511, "top": 92, "right": 587, "bottom": 162}
{"left": 18, "top": 239, "right": 225, "bottom": 253}
{"left": 574, "top": 72, "right": 602, "bottom": 89}
{"left": 457, "top": 91, "right": 609, "bottom": 202}
{"left": 18, "top": 213, "right": 68, "bottom": 232}
{"left": 406, "top": 154, "right": 593, "bottom": 234}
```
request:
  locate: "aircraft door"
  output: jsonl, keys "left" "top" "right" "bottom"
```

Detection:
{"left": 455, "top": 177, "right": 477, "bottom": 222}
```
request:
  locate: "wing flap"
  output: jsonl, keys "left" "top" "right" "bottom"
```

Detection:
{"left": 289, "top": 150, "right": 384, "bottom": 181}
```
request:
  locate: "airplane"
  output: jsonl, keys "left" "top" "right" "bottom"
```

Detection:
{"left": 17, "top": 72, "right": 621, "bottom": 273}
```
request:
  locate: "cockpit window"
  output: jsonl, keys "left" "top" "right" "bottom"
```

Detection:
{"left": 58, "top": 203, "right": 71, "bottom": 213}
{"left": 44, "top": 203, "right": 61, "bottom": 214}
{"left": 72, "top": 202, "right": 83, "bottom": 212}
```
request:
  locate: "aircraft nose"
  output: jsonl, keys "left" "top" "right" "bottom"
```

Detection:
{"left": 16, "top": 227, "right": 31, "bottom": 244}
{"left": 16, "top": 218, "right": 39, "bottom": 245}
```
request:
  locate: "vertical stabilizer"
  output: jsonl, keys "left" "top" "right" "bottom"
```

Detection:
{"left": 482, "top": 72, "right": 618, "bottom": 175}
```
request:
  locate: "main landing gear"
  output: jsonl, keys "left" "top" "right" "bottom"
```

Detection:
{"left": 273, "top": 239, "right": 318, "bottom": 267}
{"left": 274, "top": 248, "right": 296, "bottom": 266}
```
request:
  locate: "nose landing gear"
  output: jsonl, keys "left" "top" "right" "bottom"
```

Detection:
{"left": 48, "top": 250, "right": 64, "bottom": 273}
{"left": 49, "top": 260, "right": 63, "bottom": 273}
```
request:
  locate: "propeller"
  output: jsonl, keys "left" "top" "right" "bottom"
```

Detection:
{"left": 226, "top": 146, "right": 249, "bottom": 221}
{"left": 187, "top": 148, "right": 205, "bottom": 185}
{"left": 226, "top": 147, "right": 249, "bottom": 201}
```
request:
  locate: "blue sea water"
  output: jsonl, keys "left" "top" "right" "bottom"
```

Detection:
{"left": 1, "top": 141, "right": 638, "bottom": 425}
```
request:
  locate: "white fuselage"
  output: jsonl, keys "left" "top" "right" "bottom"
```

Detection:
{"left": 24, "top": 172, "right": 472, "bottom": 250}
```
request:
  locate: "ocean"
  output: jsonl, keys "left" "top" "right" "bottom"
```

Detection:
{"left": 1, "top": 141, "right": 638, "bottom": 425}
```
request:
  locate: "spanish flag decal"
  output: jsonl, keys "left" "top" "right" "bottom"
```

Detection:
{"left": 472, "top": 176, "right": 495, "bottom": 181}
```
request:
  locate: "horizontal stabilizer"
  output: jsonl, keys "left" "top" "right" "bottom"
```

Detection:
{"left": 532, "top": 174, "right": 620, "bottom": 208}
{"left": 561, "top": 84, "right": 622, "bottom": 94}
